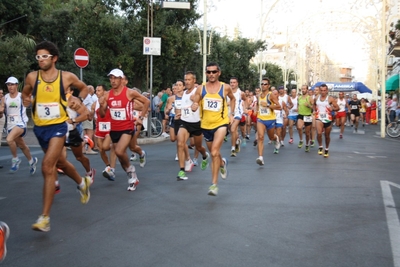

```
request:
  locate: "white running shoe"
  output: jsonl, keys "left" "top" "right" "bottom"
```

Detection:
{"left": 274, "top": 136, "right": 281, "bottom": 150}
{"left": 220, "top": 158, "right": 228, "bottom": 179}
{"left": 193, "top": 158, "right": 198, "bottom": 166}
{"left": 161, "top": 132, "right": 170, "bottom": 138}
{"left": 184, "top": 159, "right": 194, "bottom": 172}
{"left": 256, "top": 157, "right": 264, "bottom": 166}
{"left": 139, "top": 150, "right": 146, "bottom": 168}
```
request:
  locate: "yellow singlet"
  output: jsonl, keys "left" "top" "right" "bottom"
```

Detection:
{"left": 257, "top": 92, "right": 276, "bottom": 121}
{"left": 200, "top": 82, "right": 229, "bottom": 130}
{"left": 32, "top": 70, "right": 68, "bottom": 126}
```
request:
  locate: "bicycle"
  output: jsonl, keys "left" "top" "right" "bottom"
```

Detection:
{"left": 386, "top": 119, "right": 400, "bottom": 138}
{"left": 139, "top": 117, "right": 162, "bottom": 138}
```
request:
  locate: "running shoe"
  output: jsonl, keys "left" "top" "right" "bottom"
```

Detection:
{"left": 78, "top": 176, "right": 91, "bottom": 203}
{"left": 84, "top": 134, "right": 95, "bottom": 149}
{"left": 29, "top": 157, "right": 38, "bottom": 175}
{"left": 235, "top": 139, "right": 241, "bottom": 153}
{"left": 0, "top": 221, "right": 10, "bottom": 262}
{"left": 245, "top": 135, "right": 250, "bottom": 140}
{"left": 175, "top": 154, "right": 178, "bottom": 161}
{"left": 318, "top": 147, "right": 323, "bottom": 155}
{"left": 324, "top": 149, "right": 329, "bottom": 158}
{"left": 87, "top": 168, "right": 96, "bottom": 185}
{"left": 127, "top": 178, "right": 140, "bottom": 191}
{"left": 274, "top": 137, "right": 281, "bottom": 150}
{"left": 161, "top": 132, "right": 170, "bottom": 138}
{"left": 310, "top": 140, "right": 315, "bottom": 147}
{"left": 139, "top": 150, "right": 146, "bottom": 168}
{"left": 280, "top": 140, "right": 285, "bottom": 147}
{"left": 130, "top": 153, "right": 137, "bottom": 161}
{"left": 177, "top": 170, "right": 188, "bottom": 181}
{"left": 32, "top": 215, "right": 50, "bottom": 232}
{"left": 102, "top": 166, "right": 115, "bottom": 181}
{"left": 230, "top": 150, "right": 236, "bottom": 157}
{"left": 339, "top": 134, "right": 343, "bottom": 139}
{"left": 298, "top": 140, "right": 303, "bottom": 148}
{"left": 193, "top": 158, "right": 198, "bottom": 166}
{"left": 273, "top": 148, "right": 279, "bottom": 154}
{"left": 184, "top": 159, "right": 194, "bottom": 172}
{"left": 220, "top": 158, "right": 228, "bottom": 179}
{"left": 305, "top": 145, "right": 310, "bottom": 152}
{"left": 55, "top": 182, "right": 61, "bottom": 194}
{"left": 256, "top": 157, "right": 264, "bottom": 166}
{"left": 268, "top": 140, "right": 272, "bottom": 144}
{"left": 9, "top": 158, "right": 21, "bottom": 173}
{"left": 288, "top": 138, "right": 293, "bottom": 144}
{"left": 57, "top": 168, "right": 64, "bottom": 175}
{"left": 253, "top": 140, "right": 258, "bottom": 146}
{"left": 208, "top": 184, "right": 218, "bottom": 196}
{"left": 224, "top": 136, "right": 228, "bottom": 142}
{"left": 201, "top": 152, "right": 210, "bottom": 170}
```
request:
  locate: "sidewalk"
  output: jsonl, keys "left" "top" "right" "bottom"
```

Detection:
{"left": 1, "top": 128, "right": 168, "bottom": 147}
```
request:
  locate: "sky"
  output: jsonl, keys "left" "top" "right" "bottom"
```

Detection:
{"left": 196, "top": 0, "right": 389, "bottom": 85}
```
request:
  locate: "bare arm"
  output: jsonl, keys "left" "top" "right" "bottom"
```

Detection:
{"left": 21, "top": 72, "right": 37, "bottom": 107}
{"left": 128, "top": 89, "right": 150, "bottom": 118}
{"left": 330, "top": 97, "right": 339, "bottom": 111}
{"left": 98, "top": 92, "right": 109, "bottom": 118}
{"left": 64, "top": 72, "right": 88, "bottom": 100}
{"left": 225, "top": 85, "right": 236, "bottom": 115}
{"left": 67, "top": 96, "right": 90, "bottom": 124}
{"left": 269, "top": 94, "right": 281, "bottom": 110}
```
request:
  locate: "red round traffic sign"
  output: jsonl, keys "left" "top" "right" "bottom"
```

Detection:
{"left": 74, "top": 48, "right": 89, "bottom": 68}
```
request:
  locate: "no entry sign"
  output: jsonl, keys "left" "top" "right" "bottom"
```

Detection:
{"left": 74, "top": 48, "right": 89, "bottom": 68}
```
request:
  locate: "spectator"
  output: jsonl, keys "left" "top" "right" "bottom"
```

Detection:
{"left": 387, "top": 95, "right": 398, "bottom": 123}
{"left": 158, "top": 88, "right": 172, "bottom": 137}
{"left": 370, "top": 99, "right": 377, "bottom": 124}
{"left": 152, "top": 91, "right": 163, "bottom": 119}
{"left": 365, "top": 99, "right": 371, "bottom": 125}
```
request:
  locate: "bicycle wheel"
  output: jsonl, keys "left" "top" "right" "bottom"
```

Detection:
{"left": 386, "top": 122, "right": 400, "bottom": 138}
{"left": 150, "top": 117, "right": 162, "bottom": 138}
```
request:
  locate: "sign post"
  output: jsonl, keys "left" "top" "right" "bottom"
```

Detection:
{"left": 74, "top": 48, "right": 89, "bottom": 80}
{"left": 143, "top": 37, "right": 161, "bottom": 137}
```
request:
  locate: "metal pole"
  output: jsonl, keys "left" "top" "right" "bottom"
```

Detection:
{"left": 202, "top": 0, "right": 207, "bottom": 83}
{"left": 380, "top": 0, "right": 387, "bottom": 138}
{"left": 148, "top": 55, "right": 153, "bottom": 137}
{"left": 80, "top": 68, "right": 83, "bottom": 81}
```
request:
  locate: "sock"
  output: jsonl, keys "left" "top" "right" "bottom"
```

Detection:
{"left": 231, "top": 146, "right": 235, "bottom": 150}
{"left": 29, "top": 158, "right": 34, "bottom": 165}
{"left": 79, "top": 179, "right": 85, "bottom": 189}
{"left": 180, "top": 168, "right": 185, "bottom": 171}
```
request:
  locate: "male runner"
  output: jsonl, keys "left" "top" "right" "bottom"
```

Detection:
{"left": 192, "top": 63, "right": 235, "bottom": 195}
{"left": 313, "top": 84, "right": 339, "bottom": 158}
{"left": 22, "top": 41, "right": 91, "bottom": 232}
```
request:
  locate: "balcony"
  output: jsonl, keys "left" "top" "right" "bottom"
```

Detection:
{"left": 339, "top": 73, "right": 353, "bottom": 78}
{"left": 388, "top": 30, "right": 400, "bottom": 57}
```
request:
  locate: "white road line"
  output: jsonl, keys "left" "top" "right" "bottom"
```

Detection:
{"left": 353, "top": 151, "right": 376, "bottom": 155}
{"left": 367, "top": 156, "right": 387, "bottom": 159}
{"left": 0, "top": 197, "right": 6, "bottom": 200}
{"left": 381, "top": 180, "right": 400, "bottom": 267}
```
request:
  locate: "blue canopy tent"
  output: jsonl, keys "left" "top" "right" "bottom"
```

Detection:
{"left": 310, "top": 82, "right": 372, "bottom": 93}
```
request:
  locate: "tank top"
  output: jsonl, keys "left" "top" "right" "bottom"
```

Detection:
{"left": 32, "top": 70, "right": 68, "bottom": 126}
{"left": 274, "top": 97, "right": 284, "bottom": 124}
{"left": 107, "top": 86, "right": 134, "bottom": 131}
{"left": 171, "top": 95, "right": 183, "bottom": 118}
{"left": 289, "top": 96, "right": 298, "bottom": 116}
{"left": 315, "top": 96, "right": 332, "bottom": 123}
{"left": 298, "top": 95, "right": 312, "bottom": 116}
{"left": 200, "top": 82, "right": 228, "bottom": 129}
{"left": 230, "top": 89, "right": 243, "bottom": 115}
{"left": 181, "top": 87, "right": 200, "bottom": 123}
{"left": 95, "top": 100, "right": 111, "bottom": 132}
{"left": 257, "top": 92, "right": 276, "bottom": 121}
{"left": 5, "top": 92, "right": 28, "bottom": 130}
{"left": 278, "top": 94, "right": 288, "bottom": 116}
{"left": 337, "top": 98, "right": 346, "bottom": 112}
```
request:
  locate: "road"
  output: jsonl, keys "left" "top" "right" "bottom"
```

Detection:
{"left": 0, "top": 124, "right": 399, "bottom": 267}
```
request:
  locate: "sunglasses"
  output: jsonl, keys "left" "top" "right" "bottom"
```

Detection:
{"left": 206, "top": 70, "right": 219, "bottom": 74}
{"left": 261, "top": 83, "right": 269, "bottom": 86}
{"left": 35, "top": 54, "right": 53, "bottom": 60}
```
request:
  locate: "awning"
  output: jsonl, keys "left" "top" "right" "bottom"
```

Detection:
{"left": 386, "top": 74, "right": 399, "bottom": 92}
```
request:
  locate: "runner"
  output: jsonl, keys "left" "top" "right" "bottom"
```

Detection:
{"left": 348, "top": 94, "right": 361, "bottom": 133}
{"left": 98, "top": 69, "right": 149, "bottom": 191}
{"left": 176, "top": 71, "right": 209, "bottom": 181}
{"left": 255, "top": 78, "right": 281, "bottom": 165}
{"left": 286, "top": 88, "right": 298, "bottom": 144}
{"left": 1, "top": 76, "right": 38, "bottom": 174}
{"left": 310, "top": 86, "right": 320, "bottom": 147}
{"left": 272, "top": 89, "right": 288, "bottom": 154}
{"left": 21, "top": 40, "right": 91, "bottom": 232}
{"left": 335, "top": 91, "right": 347, "bottom": 139}
{"left": 91, "top": 84, "right": 117, "bottom": 181}
{"left": 313, "top": 84, "right": 339, "bottom": 158}
{"left": 277, "top": 85, "right": 289, "bottom": 146}
{"left": 228, "top": 77, "right": 247, "bottom": 157}
{"left": 192, "top": 63, "right": 235, "bottom": 195}
{"left": 0, "top": 221, "right": 9, "bottom": 262}
{"left": 296, "top": 85, "right": 314, "bottom": 152}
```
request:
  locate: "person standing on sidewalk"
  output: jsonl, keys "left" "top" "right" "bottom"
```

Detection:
{"left": 21, "top": 40, "right": 91, "bottom": 232}
{"left": 0, "top": 77, "right": 38, "bottom": 174}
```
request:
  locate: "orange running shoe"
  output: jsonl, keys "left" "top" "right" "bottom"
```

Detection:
{"left": 84, "top": 135, "right": 95, "bottom": 149}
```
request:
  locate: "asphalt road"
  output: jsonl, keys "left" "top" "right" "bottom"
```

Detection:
{"left": 0, "top": 124, "right": 399, "bottom": 267}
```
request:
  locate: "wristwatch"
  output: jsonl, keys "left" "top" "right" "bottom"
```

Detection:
{"left": 139, "top": 116, "right": 144, "bottom": 120}
{"left": 72, "top": 118, "right": 76, "bottom": 124}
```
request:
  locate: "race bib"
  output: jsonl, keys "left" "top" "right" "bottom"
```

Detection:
{"left": 351, "top": 105, "right": 358, "bottom": 110}
{"left": 319, "top": 113, "right": 327, "bottom": 120}
{"left": 303, "top": 115, "right": 312, "bottom": 122}
{"left": 203, "top": 97, "right": 222, "bottom": 112}
{"left": 99, "top": 122, "right": 111, "bottom": 132}
{"left": 181, "top": 106, "right": 192, "bottom": 118}
{"left": 259, "top": 107, "right": 270, "bottom": 115}
{"left": 110, "top": 108, "right": 126, "bottom": 120}
{"left": 7, "top": 114, "right": 22, "bottom": 124}
{"left": 175, "top": 100, "right": 182, "bottom": 109}
{"left": 36, "top": 102, "right": 61, "bottom": 120}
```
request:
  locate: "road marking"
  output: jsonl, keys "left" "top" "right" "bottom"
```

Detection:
{"left": 353, "top": 151, "right": 375, "bottom": 155}
{"left": 0, "top": 150, "right": 43, "bottom": 161}
{"left": 0, "top": 197, "right": 6, "bottom": 200}
{"left": 367, "top": 156, "right": 387, "bottom": 159}
{"left": 381, "top": 180, "right": 400, "bottom": 267}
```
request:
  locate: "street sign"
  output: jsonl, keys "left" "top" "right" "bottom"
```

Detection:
{"left": 74, "top": 48, "right": 89, "bottom": 68}
{"left": 143, "top": 37, "right": 161, "bottom": 56}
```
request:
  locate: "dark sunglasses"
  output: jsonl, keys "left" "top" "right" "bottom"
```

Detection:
{"left": 261, "top": 83, "right": 269, "bottom": 86}
{"left": 206, "top": 70, "right": 219, "bottom": 74}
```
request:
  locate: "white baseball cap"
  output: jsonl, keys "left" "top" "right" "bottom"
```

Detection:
{"left": 107, "top": 68, "right": 124, "bottom": 78}
{"left": 5, "top": 76, "right": 18, "bottom": 84}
